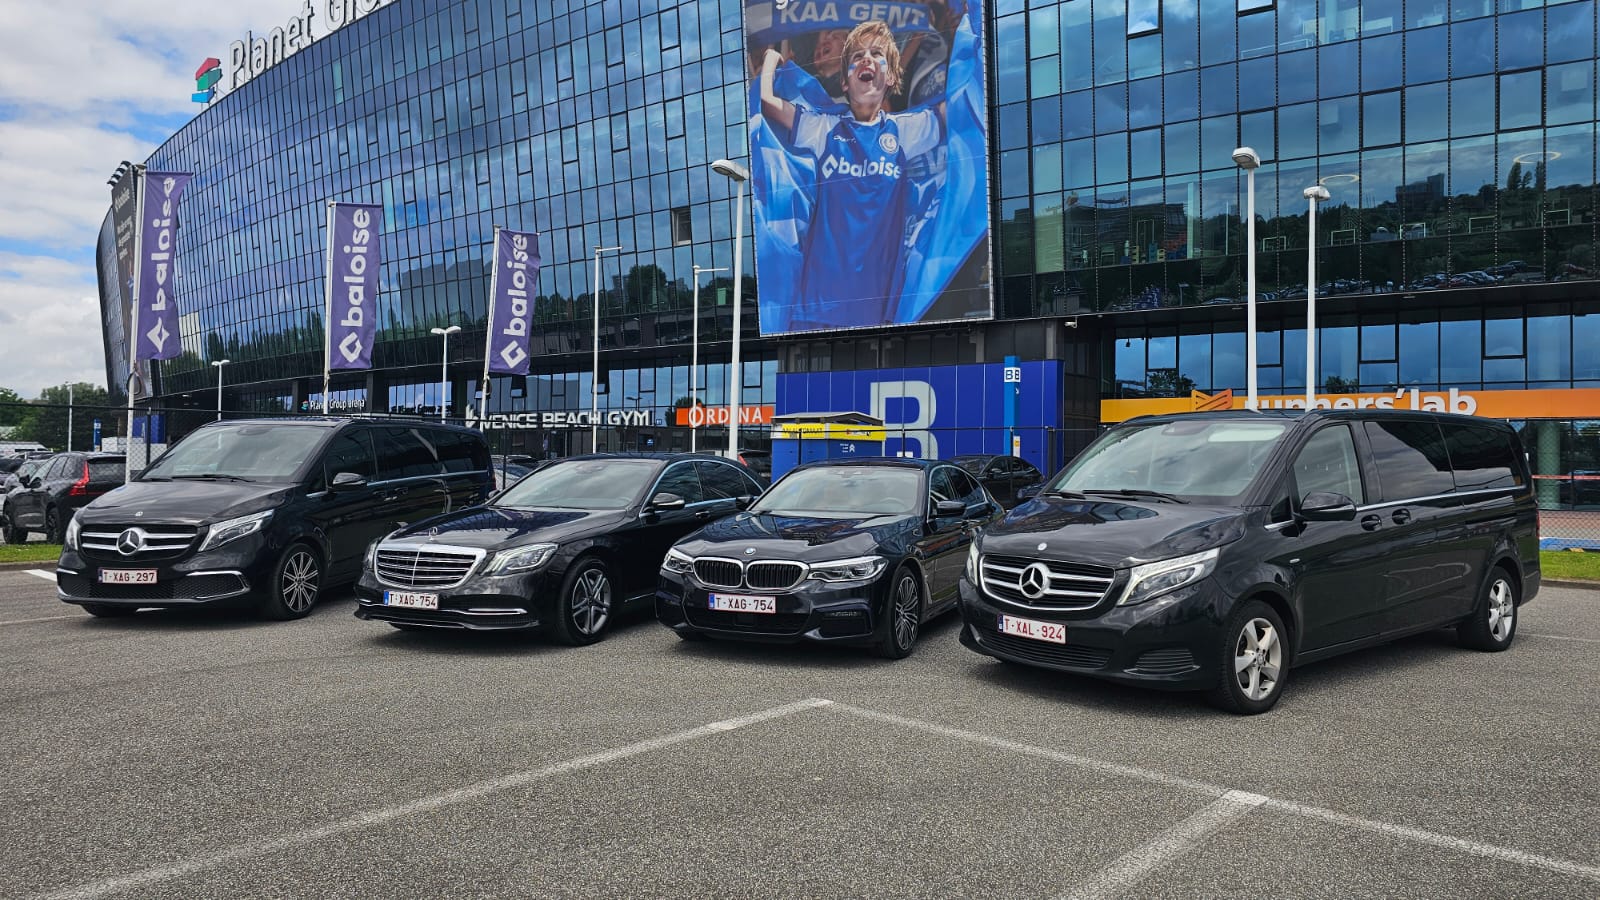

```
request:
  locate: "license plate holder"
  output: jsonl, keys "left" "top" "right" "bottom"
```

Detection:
{"left": 98, "top": 569, "right": 157, "bottom": 585}
{"left": 709, "top": 593, "right": 777, "bottom": 614}
{"left": 383, "top": 590, "right": 439, "bottom": 610}
{"left": 999, "top": 613, "right": 1066, "bottom": 644}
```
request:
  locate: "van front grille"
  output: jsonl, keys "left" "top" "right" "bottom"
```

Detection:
{"left": 980, "top": 555, "right": 1116, "bottom": 610}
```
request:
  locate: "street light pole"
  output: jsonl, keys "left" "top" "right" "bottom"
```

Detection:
{"left": 1302, "top": 185, "right": 1332, "bottom": 411}
{"left": 711, "top": 159, "right": 750, "bottom": 461}
{"left": 210, "top": 359, "right": 231, "bottom": 421}
{"left": 430, "top": 326, "right": 461, "bottom": 422}
{"left": 65, "top": 384, "right": 73, "bottom": 452}
{"left": 690, "top": 263, "right": 729, "bottom": 453}
{"left": 591, "top": 244, "right": 622, "bottom": 451}
{"left": 1232, "top": 147, "right": 1261, "bottom": 410}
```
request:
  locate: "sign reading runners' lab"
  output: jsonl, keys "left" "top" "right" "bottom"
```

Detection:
{"left": 744, "top": 0, "right": 993, "bottom": 335}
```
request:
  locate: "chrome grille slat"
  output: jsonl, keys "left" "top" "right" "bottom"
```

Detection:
{"left": 686, "top": 557, "right": 807, "bottom": 592}
{"left": 979, "top": 555, "right": 1117, "bottom": 611}
{"left": 79, "top": 525, "right": 199, "bottom": 559}
{"left": 375, "top": 544, "right": 483, "bottom": 590}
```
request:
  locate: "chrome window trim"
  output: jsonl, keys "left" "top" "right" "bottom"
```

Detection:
{"left": 1355, "top": 486, "right": 1517, "bottom": 512}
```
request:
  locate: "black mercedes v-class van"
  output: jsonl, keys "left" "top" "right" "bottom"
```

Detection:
{"left": 960, "top": 410, "right": 1539, "bottom": 714}
{"left": 57, "top": 418, "right": 492, "bottom": 620}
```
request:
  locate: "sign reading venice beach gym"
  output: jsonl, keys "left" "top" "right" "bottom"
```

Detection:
{"left": 326, "top": 203, "right": 381, "bottom": 371}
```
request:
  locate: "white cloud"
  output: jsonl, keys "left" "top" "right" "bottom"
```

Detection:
{"left": 0, "top": 253, "right": 106, "bottom": 397}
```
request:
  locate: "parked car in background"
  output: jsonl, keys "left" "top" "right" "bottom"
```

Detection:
{"left": 56, "top": 418, "right": 492, "bottom": 620}
{"left": 5, "top": 452, "right": 125, "bottom": 543}
{"left": 0, "top": 441, "right": 50, "bottom": 457}
{"left": 658, "top": 458, "right": 1002, "bottom": 658}
{"left": 949, "top": 454, "right": 1046, "bottom": 508}
{"left": 355, "top": 452, "right": 764, "bottom": 643}
{"left": 736, "top": 448, "right": 773, "bottom": 481}
{"left": 0, "top": 457, "right": 48, "bottom": 542}
{"left": 960, "top": 410, "right": 1539, "bottom": 714}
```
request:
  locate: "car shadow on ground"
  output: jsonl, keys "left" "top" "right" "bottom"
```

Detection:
{"left": 66, "top": 590, "right": 361, "bottom": 632}
{"left": 357, "top": 599, "right": 665, "bottom": 657}
{"left": 661, "top": 606, "right": 967, "bottom": 670}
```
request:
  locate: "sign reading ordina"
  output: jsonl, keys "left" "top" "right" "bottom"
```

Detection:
{"left": 675, "top": 405, "right": 777, "bottom": 428}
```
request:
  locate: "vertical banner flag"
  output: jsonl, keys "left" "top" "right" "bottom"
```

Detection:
{"left": 326, "top": 203, "right": 382, "bottom": 370}
{"left": 134, "top": 171, "right": 193, "bottom": 361}
{"left": 487, "top": 228, "right": 541, "bottom": 375}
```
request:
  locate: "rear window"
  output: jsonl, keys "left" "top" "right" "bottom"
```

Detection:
{"left": 1442, "top": 423, "right": 1521, "bottom": 491}
{"left": 1363, "top": 420, "right": 1455, "bottom": 501}
{"left": 88, "top": 461, "right": 125, "bottom": 483}
{"left": 376, "top": 427, "right": 443, "bottom": 480}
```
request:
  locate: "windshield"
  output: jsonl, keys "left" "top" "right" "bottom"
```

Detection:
{"left": 142, "top": 424, "right": 329, "bottom": 482}
{"left": 950, "top": 457, "right": 988, "bottom": 474}
{"left": 1050, "top": 419, "right": 1290, "bottom": 502}
{"left": 751, "top": 466, "right": 920, "bottom": 516}
{"left": 495, "top": 459, "right": 658, "bottom": 509}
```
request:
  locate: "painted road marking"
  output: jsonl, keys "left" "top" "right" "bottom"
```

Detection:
{"left": 0, "top": 614, "right": 80, "bottom": 627}
{"left": 1061, "top": 790, "right": 1269, "bottom": 900}
{"left": 25, "top": 569, "right": 54, "bottom": 581}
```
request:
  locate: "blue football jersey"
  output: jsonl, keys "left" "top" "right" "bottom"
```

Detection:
{"left": 789, "top": 107, "right": 940, "bottom": 329}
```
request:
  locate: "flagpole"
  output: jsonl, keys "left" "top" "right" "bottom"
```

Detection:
{"left": 480, "top": 225, "right": 502, "bottom": 420}
{"left": 125, "top": 165, "right": 147, "bottom": 482}
{"left": 322, "top": 201, "right": 335, "bottom": 415}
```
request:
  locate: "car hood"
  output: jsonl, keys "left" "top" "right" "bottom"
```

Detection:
{"left": 676, "top": 511, "right": 918, "bottom": 561}
{"left": 388, "top": 505, "right": 629, "bottom": 551}
{"left": 979, "top": 496, "right": 1248, "bottom": 569}
{"left": 76, "top": 479, "right": 291, "bottom": 526}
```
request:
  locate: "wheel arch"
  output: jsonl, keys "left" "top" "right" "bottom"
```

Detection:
{"left": 1238, "top": 585, "right": 1298, "bottom": 663}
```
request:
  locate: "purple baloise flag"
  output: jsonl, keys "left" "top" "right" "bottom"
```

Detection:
{"left": 487, "top": 229, "right": 540, "bottom": 375}
{"left": 327, "top": 203, "right": 382, "bottom": 370}
{"left": 135, "top": 171, "right": 193, "bottom": 361}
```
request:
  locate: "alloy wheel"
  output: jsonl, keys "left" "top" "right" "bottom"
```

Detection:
{"left": 1233, "top": 617, "right": 1283, "bottom": 702}
{"left": 281, "top": 549, "right": 320, "bottom": 613}
{"left": 571, "top": 568, "right": 612, "bottom": 636}
{"left": 893, "top": 574, "right": 920, "bottom": 649}
{"left": 1487, "top": 578, "right": 1515, "bottom": 642}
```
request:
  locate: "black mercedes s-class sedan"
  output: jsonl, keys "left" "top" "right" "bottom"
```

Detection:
{"left": 354, "top": 453, "right": 764, "bottom": 643}
{"left": 656, "top": 458, "right": 1002, "bottom": 658}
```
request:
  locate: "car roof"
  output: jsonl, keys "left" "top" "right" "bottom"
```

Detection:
{"left": 557, "top": 452, "right": 741, "bottom": 463}
{"left": 798, "top": 456, "right": 938, "bottom": 470}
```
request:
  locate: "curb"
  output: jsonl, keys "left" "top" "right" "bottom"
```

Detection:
{"left": 0, "top": 559, "right": 57, "bottom": 572}
{"left": 1544, "top": 578, "right": 1600, "bottom": 592}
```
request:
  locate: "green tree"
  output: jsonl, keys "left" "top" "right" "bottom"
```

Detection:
{"left": 0, "top": 387, "right": 29, "bottom": 428}
{"left": 16, "top": 383, "right": 112, "bottom": 451}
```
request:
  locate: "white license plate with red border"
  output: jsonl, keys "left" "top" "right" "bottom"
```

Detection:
{"left": 999, "top": 613, "right": 1066, "bottom": 644}
{"left": 709, "top": 593, "right": 776, "bottom": 614}
{"left": 384, "top": 591, "right": 439, "bottom": 610}
{"left": 99, "top": 569, "right": 157, "bottom": 585}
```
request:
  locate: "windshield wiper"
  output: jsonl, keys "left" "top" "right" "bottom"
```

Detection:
{"left": 1039, "top": 488, "right": 1086, "bottom": 499}
{"left": 170, "top": 473, "right": 254, "bottom": 483}
{"left": 1081, "top": 488, "right": 1189, "bottom": 504}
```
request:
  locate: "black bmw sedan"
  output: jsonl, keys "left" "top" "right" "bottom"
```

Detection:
{"left": 354, "top": 453, "right": 763, "bottom": 644}
{"left": 656, "top": 458, "right": 1002, "bottom": 658}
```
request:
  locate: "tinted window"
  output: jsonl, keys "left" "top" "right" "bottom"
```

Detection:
{"left": 929, "top": 466, "right": 958, "bottom": 502}
{"left": 1053, "top": 420, "right": 1290, "bottom": 501}
{"left": 87, "top": 460, "right": 124, "bottom": 484}
{"left": 948, "top": 468, "right": 987, "bottom": 506}
{"left": 497, "top": 459, "right": 658, "bottom": 510}
{"left": 752, "top": 466, "right": 921, "bottom": 516}
{"left": 654, "top": 462, "right": 704, "bottom": 505}
{"left": 1442, "top": 424, "right": 1519, "bottom": 491}
{"left": 1292, "top": 425, "right": 1366, "bottom": 505}
{"left": 1363, "top": 420, "right": 1454, "bottom": 500}
{"left": 433, "top": 431, "right": 483, "bottom": 473}
{"left": 697, "top": 461, "right": 757, "bottom": 500}
{"left": 322, "top": 431, "right": 376, "bottom": 482}
{"left": 143, "top": 424, "right": 328, "bottom": 482}
{"left": 376, "top": 427, "right": 442, "bottom": 480}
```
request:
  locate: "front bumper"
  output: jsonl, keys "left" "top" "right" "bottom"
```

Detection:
{"left": 957, "top": 574, "right": 1231, "bottom": 691}
{"left": 56, "top": 537, "right": 266, "bottom": 609}
{"left": 656, "top": 573, "right": 888, "bottom": 645}
{"left": 354, "top": 568, "right": 561, "bottom": 631}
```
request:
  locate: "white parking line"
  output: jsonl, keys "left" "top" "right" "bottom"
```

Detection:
{"left": 37, "top": 697, "right": 834, "bottom": 900}
{"left": 1521, "top": 631, "right": 1600, "bottom": 644}
{"left": 1060, "top": 791, "right": 1268, "bottom": 900}
{"left": 828, "top": 703, "right": 1600, "bottom": 887}
{"left": 0, "top": 614, "right": 81, "bottom": 627}
{"left": 24, "top": 569, "right": 55, "bottom": 581}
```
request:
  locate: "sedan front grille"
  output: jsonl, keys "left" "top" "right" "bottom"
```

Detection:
{"left": 693, "top": 559, "right": 744, "bottom": 589}
{"left": 79, "top": 525, "right": 198, "bottom": 560}
{"left": 745, "top": 561, "right": 805, "bottom": 591}
{"left": 689, "top": 557, "right": 806, "bottom": 592}
{"left": 375, "top": 546, "right": 483, "bottom": 590}
{"left": 980, "top": 555, "right": 1116, "bottom": 611}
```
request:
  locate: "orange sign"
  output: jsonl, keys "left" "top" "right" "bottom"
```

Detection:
{"left": 674, "top": 404, "right": 776, "bottom": 428}
{"left": 1103, "top": 388, "right": 1600, "bottom": 423}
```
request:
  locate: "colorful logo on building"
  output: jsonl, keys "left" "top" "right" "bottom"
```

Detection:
{"left": 193, "top": 58, "right": 221, "bottom": 103}
{"left": 1190, "top": 389, "right": 1234, "bottom": 412}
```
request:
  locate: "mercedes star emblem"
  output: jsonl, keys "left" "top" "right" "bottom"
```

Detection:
{"left": 116, "top": 528, "right": 147, "bottom": 556}
{"left": 1019, "top": 562, "right": 1051, "bottom": 599}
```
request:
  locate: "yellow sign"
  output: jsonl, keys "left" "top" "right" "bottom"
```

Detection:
{"left": 1102, "top": 388, "right": 1600, "bottom": 423}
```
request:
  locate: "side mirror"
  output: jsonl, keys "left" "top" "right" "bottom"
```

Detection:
{"left": 735, "top": 494, "right": 755, "bottom": 510}
{"left": 649, "top": 492, "right": 687, "bottom": 511}
{"left": 1016, "top": 484, "right": 1042, "bottom": 502}
{"left": 934, "top": 499, "right": 967, "bottom": 518}
{"left": 330, "top": 471, "right": 369, "bottom": 492}
{"left": 1299, "top": 491, "right": 1357, "bottom": 521}
{"left": 26, "top": 477, "right": 43, "bottom": 490}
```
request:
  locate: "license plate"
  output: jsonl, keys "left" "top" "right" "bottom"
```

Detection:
{"left": 709, "top": 593, "right": 776, "bottom": 614}
{"left": 999, "top": 613, "right": 1066, "bottom": 644}
{"left": 383, "top": 591, "right": 439, "bottom": 610}
{"left": 99, "top": 569, "right": 157, "bottom": 585}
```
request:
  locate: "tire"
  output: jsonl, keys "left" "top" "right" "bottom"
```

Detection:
{"left": 875, "top": 565, "right": 924, "bottom": 660}
{"left": 80, "top": 603, "right": 136, "bottom": 618}
{"left": 1206, "top": 600, "right": 1289, "bottom": 715}
{"left": 3, "top": 521, "right": 24, "bottom": 545}
{"left": 550, "top": 557, "right": 614, "bottom": 646}
{"left": 259, "top": 543, "right": 322, "bottom": 621}
{"left": 44, "top": 506, "right": 62, "bottom": 544}
{"left": 1459, "top": 567, "right": 1518, "bottom": 652}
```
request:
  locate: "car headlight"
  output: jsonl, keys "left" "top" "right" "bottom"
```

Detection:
{"left": 198, "top": 510, "right": 272, "bottom": 552}
{"left": 363, "top": 539, "right": 380, "bottom": 570}
{"left": 807, "top": 556, "right": 887, "bottom": 583}
{"left": 486, "top": 542, "right": 558, "bottom": 574}
{"left": 64, "top": 514, "right": 81, "bottom": 551}
{"left": 964, "top": 543, "right": 979, "bottom": 582}
{"left": 1116, "top": 548, "right": 1220, "bottom": 606}
{"left": 662, "top": 547, "right": 694, "bottom": 575}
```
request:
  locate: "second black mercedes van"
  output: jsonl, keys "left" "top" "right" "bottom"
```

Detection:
{"left": 960, "top": 409, "right": 1539, "bottom": 714}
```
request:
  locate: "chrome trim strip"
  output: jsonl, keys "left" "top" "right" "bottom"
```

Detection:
{"left": 373, "top": 542, "right": 487, "bottom": 590}
{"left": 1355, "top": 486, "right": 1518, "bottom": 512}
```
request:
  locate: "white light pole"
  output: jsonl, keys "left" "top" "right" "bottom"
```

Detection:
{"left": 65, "top": 383, "right": 74, "bottom": 452}
{"left": 711, "top": 159, "right": 750, "bottom": 461}
{"left": 1302, "top": 185, "right": 1331, "bottom": 411}
{"left": 1232, "top": 147, "right": 1261, "bottom": 410}
{"left": 210, "top": 360, "right": 231, "bottom": 421}
{"left": 690, "top": 263, "right": 729, "bottom": 453}
{"left": 430, "top": 326, "right": 460, "bottom": 422}
{"left": 591, "top": 244, "right": 622, "bottom": 451}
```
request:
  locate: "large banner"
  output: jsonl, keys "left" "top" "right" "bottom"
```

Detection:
{"left": 134, "top": 171, "right": 193, "bottom": 361}
{"left": 745, "top": 0, "right": 992, "bottom": 335}
{"left": 326, "top": 202, "right": 381, "bottom": 370}
{"left": 486, "top": 228, "right": 541, "bottom": 375}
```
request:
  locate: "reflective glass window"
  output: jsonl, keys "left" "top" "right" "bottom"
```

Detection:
{"left": 1096, "top": 132, "right": 1129, "bottom": 184}
{"left": 1499, "top": 10, "right": 1545, "bottom": 71}
{"left": 1097, "top": 84, "right": 1130, "bottom": 134}
{"left": 1547, "top": 1, "right": 1597, "bottom": 65}
{"left": 1201, "top": 65, "right": 1236, "bottom": 117}
{"left": 1527, "top": 304, "right": 1572, "bottom": 382}
{"left": 1238, "top": 57, "right": 1275, "bottom": 111}
{"left": 1165, "top": 121, "right": 1200, "bottom": 173}
{"left": 1547, "top": 62, "right": 1595, "bottom": 126}
{"left": 1240, "top": 111, "right": 1275, "bottom": 161}
{"left": 1363, "top": 91, "right": 1401, "bottom": 147}
{"left": 1441, "top": 424, "right": 1519, "bottom": 491}
{"left": 1319, "top": 42, "right": 1358, "bottom": 99}
{"left": 1129, "top": 78, "right": 1163, "bottom": 128}
{"left": 1131, "top": 129, "right": 1164, "bottom": 179}
{"left": 1451, "top": 76, "right": 1495, "bottom": 138}
{"left": 1279, "top": 103, "right": 1317, "bottom": 159}
{"left": 1362, "top": 34, "right": 1402, "bottom": 92}
{"left": 1449, "top": 18, "right": 1494, "bottom": 78}
{"left": 1320, "top": 96, "right": 1358, "bottom": 154}
{"left": 1279, "top": 50, "right": 1317, "bottom": 105}
{"left": 1064, "top": 91, "right": 1093, "bottom": 140}
{"left": 1293, "top": 425, "right": 1367, "bottom": 504}
{"left": 1363, "top": 420, "right": 1455, "bottom": 500}
{"left": 1406, "top": 84, "right": 1448, "bottom": 142}
{"left": 1405, "top": 27, "right": 1447, "bottom": 85}
{"left": 1499, "top": 71, "right": 1543, "bottom": 131}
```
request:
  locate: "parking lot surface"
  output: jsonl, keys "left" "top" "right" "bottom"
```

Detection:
{"left": 2, "top": 567, "right": 1597, "bottom": 898}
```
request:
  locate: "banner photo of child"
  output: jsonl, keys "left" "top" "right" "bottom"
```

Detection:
{"left": 744, "top": 0, "right": 993, "bottom": 335}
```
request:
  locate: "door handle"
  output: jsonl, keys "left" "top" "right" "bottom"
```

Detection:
{"left": 381, "top": 491, "right": 404, "bottom": 503}
{"left": 1391, "top": 508, "right": 1411, "bottom": 525}
{"left": 694, "top": 509, "right": 713, "bottom": 520}
{"left": 1359, "top": 514, "right": 1383, "bottom": 532}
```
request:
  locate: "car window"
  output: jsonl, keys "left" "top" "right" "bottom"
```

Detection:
{"left": 697, "top": 461, "right": 756, "bottom": 500}
{"left": 1363, "top": 420, "right": 1454, "bottom": 501}
{"left": 948, "top": 468, "right": 987, "bottom": 506}
{"left": 432, "top": 431, "right": 481, "bottom": 474}
{"left": 655, "top": 462, "right": 705, "bottom": 504}
{"left": 376, "top": 427, "right": 443, "bottom": 480}
{"left": 751, "top": 466, "right": 920, "bottom": 516}
{"left": 142, "top": 424, "right": 328, "bottom": 482}
{"left": 929, "top": 466, "right": 957, "bottom": 503}
{"left": 1441, "top": 423, "right": 1519, "bottom": 491}
{"left": 87, "top": 460, "right": 124, "bottom": 484}
{"left": 497, "top": 459, "right": 658, "bottom": 509}
{"left": 1292, "top": 425, "right": 1366, "bottom": 505}
{"left": 322, "top": 430, "right": 377, "bottom": 483}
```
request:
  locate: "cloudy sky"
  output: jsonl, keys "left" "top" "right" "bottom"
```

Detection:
{"left": 0, "top": 0, "right": 314, "bottom": 398}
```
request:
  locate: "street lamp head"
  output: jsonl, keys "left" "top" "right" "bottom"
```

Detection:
{"left": 212, "top": 359, "right": 231, "bottom": 368}
{"left": 1303, "top": 185, "right": 1331, "bottom": 202}
{"left": 1231, "top": 147, "right": 1261, "bottom": 170}
{"left": 431, "top": 326, "right": 461, "bottom": 336}
{"left": 711, "top": 159, "right": 750, "bottom": 182}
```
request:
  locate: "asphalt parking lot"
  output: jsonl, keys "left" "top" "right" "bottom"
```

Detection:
{"left": 2, "top": 567, "right": 1597, "bottom": 899}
